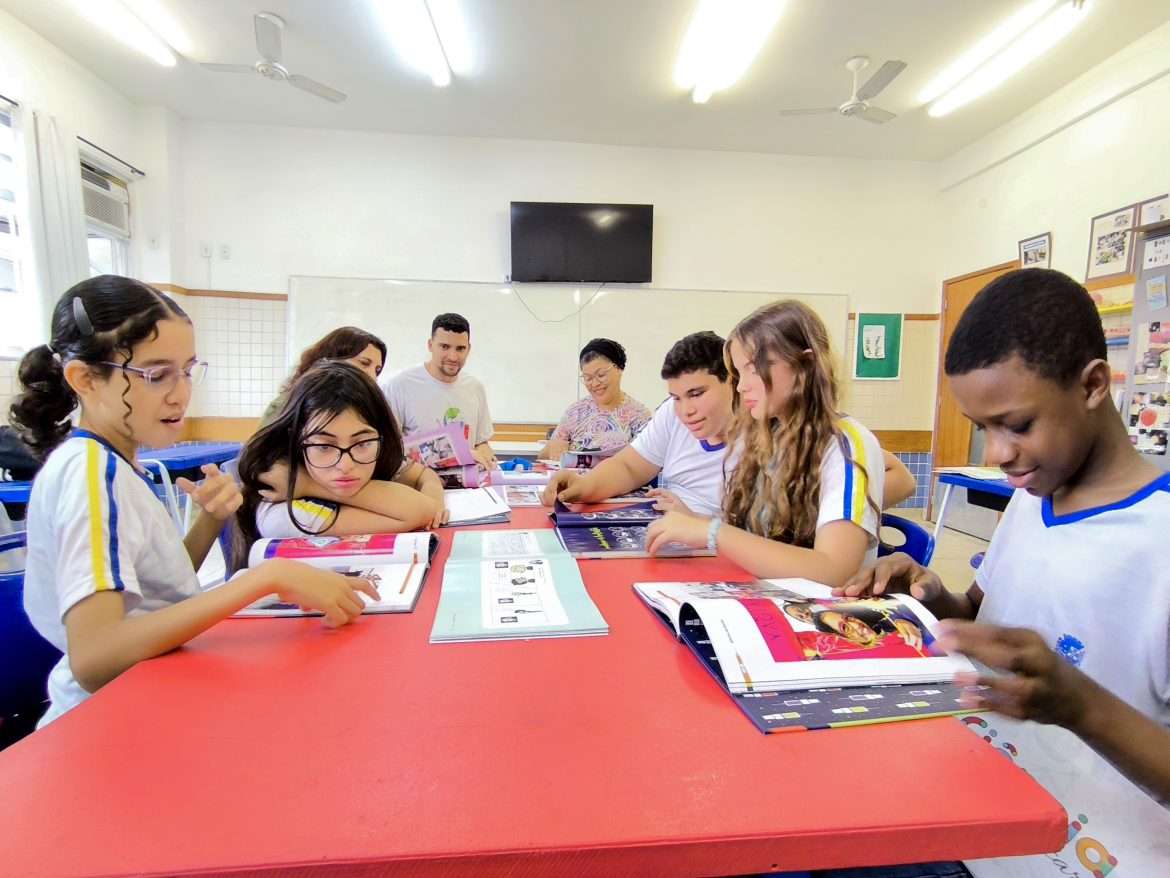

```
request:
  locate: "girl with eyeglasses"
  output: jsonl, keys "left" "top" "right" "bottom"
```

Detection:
{"left": 234, "top": 361, "right": 437, "bottom": 571}
{"left": 11, "top": 275, "right": 379, "bottom": 727}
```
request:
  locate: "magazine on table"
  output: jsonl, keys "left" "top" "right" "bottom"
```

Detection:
{"left": 551, "top": 499, "right": 712, "bottom": 559}
{"left": 234, "top": 532, "right": 438, "bottom": 617}
{"left": 559, "top": 448, "right": 618, "bottom": 470}
{"left": 430, "top": 529, "right": 608, "bottom": 643}
{"left": 634, "top": 579, "right": 978, "bottom": 733}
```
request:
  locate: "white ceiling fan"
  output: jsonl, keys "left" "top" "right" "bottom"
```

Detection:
{"left": 779, "top": 56, "right": 906, "bottom": 124}
{"left": 200, "top": 12, "right": 347, "bottom": 104}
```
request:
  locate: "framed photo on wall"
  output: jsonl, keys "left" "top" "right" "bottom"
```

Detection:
{"left": 853, "top": 313, "right": 902, "bottom": 380}
{"left": 1086, "top": 204, "right": 1138, "bottom": 282}
{"left": 1139, "top": 194, "right": 1169, "bottom": 226}
{"left": 1018, "top": 232, "right": 1051, "bottom": 269}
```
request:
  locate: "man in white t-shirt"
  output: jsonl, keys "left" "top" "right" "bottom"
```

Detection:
{"left": 382, "top": 313, "right": 497, "bottom": 470}
{"left": 542, "top": 331, "right": 735, "bottom": 517}
{"left": 835, "top": 270, "right": 1170, "bottom": 878}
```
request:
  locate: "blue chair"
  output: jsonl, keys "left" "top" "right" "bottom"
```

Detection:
{"left": 1, "top": 532, "right": 63, "bottom": 747}
{"left": 878, "top": 513, "right": 936, "bottom": 567}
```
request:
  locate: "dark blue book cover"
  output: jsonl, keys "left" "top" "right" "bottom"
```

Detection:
{"left": 551, "top": 500, "right": 662, "bottom": 527}
{"left": 555, "top": 522, "right": 711, "bottom": 559}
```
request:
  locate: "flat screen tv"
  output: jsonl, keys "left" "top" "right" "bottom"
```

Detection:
{"left": 510, "top": 201, "right": 653, "bottom": 283}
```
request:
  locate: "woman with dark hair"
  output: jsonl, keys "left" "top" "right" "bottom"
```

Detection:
{"left": 260, "top": 327, "right": 387, "bottom": 425}
{"left": 539, "top": 338, "right": 652, "bottom": 461}
{"left": 236, "top": 361, "right": 439, "bottom": 571}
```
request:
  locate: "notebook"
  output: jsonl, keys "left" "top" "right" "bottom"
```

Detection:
{"left": 634, "top": 579, "right": 978, "bottom": 733}
{"left": 444, "top": 487, "right": 512, "bottom": 526}
{"left": 430, "top": 529, "right": 608, "bottom": 642}
{"left": 235, "top": 532, "right": 438, "bottom": 617}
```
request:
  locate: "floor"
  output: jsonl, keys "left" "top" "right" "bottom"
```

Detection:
{"left": 891, "top": 508, "right": 989, "bottom": 594}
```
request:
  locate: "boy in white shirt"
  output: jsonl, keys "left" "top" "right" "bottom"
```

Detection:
{"left": 383, "top": 313, "right": 497, "bottom": 470}
{"left": 836, "top": 269, "right": 1170, "bottom": 877}
{"left": 542, "top": 331, "right": 735, "bottom": 517}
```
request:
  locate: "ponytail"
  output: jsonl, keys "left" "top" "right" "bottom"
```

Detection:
{"left": 8, "top": 275, "right": 190, "bottom": 459}
{"left": 9, "top": 344, "right": 77, "bottom": 458}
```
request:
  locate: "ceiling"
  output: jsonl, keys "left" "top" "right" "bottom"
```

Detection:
{"left": 4, "top": 0, "right": 1169, "bottom": 161}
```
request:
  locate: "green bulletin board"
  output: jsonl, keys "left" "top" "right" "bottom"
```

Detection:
{"left": 853, "top": 313, "right": 903, "bottom": 380}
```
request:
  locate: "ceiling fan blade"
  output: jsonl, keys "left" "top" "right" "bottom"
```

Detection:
{"left": 860, "top": 106, "right": 896, "bottom": 124}
{"left": 200, "top": 63, "right": 255, "bottom": 74}
{"left": 254, "top": 12, "right": 284, "bottom": 62}
{"left": 778, "top": 107, "right": 838, "bottom": 116}
{"left": 856, "top": 60, "right": 906, "bottom": 101}
{"left": 289, "top": 74, "right": 347, "bottom": 103}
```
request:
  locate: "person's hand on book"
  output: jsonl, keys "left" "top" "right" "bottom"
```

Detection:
{"left": 834, "top": 552, "right": 945, "bottom": 604}
{"left": 542, "top": 470, "right": 583, "bottom": 506}
{"left": 472, "top": 444, "right": 498, "bottom": 471}
{"left": 426, "top": 496, "right": 449, "bottom": 529}
{"left": 646, "top": 488, "right": 695, "bottom": 516}
{"left": 176, "top": 463, "right": 243, "bottom": 522}
{"left": 267, "top": 559, "right": 380, "bottom": 628}
{"left": 645, "top": 512, "right": 708, "bottom": 556}
{"left": 942, "top": 621, "right": 1092, "bottom": 731}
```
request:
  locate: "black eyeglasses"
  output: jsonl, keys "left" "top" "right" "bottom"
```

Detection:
{"left": 302, "top": 437, "right": 382, "bottom": 469}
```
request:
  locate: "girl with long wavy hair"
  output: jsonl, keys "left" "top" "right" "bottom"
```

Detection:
{"left": 646, "top": 300, "right": 884, "bottom": 586}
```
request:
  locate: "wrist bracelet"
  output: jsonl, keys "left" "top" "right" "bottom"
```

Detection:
{"left": 706, "top": 517, "right": 722, "bottom": 553}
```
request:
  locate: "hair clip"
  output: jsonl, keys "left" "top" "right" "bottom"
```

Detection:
{"left": 72, "top": 297, "right": 94, "bottom": 336}
{"left": 45, "top": 342, "right": 62, "bottom": 364}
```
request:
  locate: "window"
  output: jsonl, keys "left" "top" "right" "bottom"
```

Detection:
{"left": 0, "top": 103, "right": 30, "bottom": 358}
{"left": 80, "top": 161, "right": 130, "bottom": 278}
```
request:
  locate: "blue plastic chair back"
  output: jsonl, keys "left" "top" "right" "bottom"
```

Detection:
{"left": 878, "top": 513, "right": 936, "bottom": 567}
{"left": 0, "top": 532, "right": 63, "bottom": 721}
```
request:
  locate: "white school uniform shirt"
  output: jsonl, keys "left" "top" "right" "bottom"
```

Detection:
{"left": 629, "top": 401, "right": 732, "bottom": 518}
{"left": 965, "top": 473, "right": 1170, "bottom": 878}
{"left": 23, "top": 431, "right": 200, "bottom": 726}
{"left": 382, "top": 363, "right": 494, "bottom": 446}
{"left": 255, "top": 498, "right": 338, "bottom": 538}
{"left": 736, "top": 415, "right": 884, "bottom": 562}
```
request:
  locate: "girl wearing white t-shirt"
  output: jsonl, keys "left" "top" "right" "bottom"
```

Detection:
{"left": 234, "top": 360, "right": 437, "bottom": 570}
{"left": 13, "top": 276, "right": 380, "bottom": 726}
{"left": 646, "top": 300, "right": 883, "bottom": 587}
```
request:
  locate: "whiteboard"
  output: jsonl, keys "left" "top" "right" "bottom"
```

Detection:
{"left": 288, "top": 276, "right": 849, "bottom": 423}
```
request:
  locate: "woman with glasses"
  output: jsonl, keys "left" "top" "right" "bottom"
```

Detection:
{"left": 235, "top": 361, "right": 438, "bottom": 570}
{"left": 538, "top": 338, "right": 652, "bottom": 462}
{"left": 12, "top": 277, "right": 379, "bottom": 727}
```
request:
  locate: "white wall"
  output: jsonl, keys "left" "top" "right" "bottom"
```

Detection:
{"left": 935, "top": 19, "right": 1170, "bottom": 282}
{"left": 179, "top": 123, "right": 942, "bottom": 313}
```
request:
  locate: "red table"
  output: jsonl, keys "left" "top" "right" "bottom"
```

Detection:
{"left": 0, "top": 510, "right": 1065, "bottom": 877}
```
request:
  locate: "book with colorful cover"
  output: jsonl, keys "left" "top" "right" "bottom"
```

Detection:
{"left": 559, "top": 448, "right": 617, "bottom": 470}
{"left": 551, "top": 500, "right": 712, "bottom": 559}
{"left": 634, "top": 579, "right": 978, "bottom": 733}
{"left": 235, "top": 532, "right": 439, "bottom": 617}
{"left": 429, "top": 529, "right": 608, "bottom": 643}
{"left": 404, "top": 422, "right": 474, "bottom": 469}
{"left": 436, "top": 463, "right": 484, "bottom": 489}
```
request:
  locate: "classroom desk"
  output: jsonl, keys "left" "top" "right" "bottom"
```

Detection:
{"left": 145, "top": 440, "right": 243, "bottom": 476}
{"left": 0, "top": 509, "right": 1064, "bottom": 877}
{"left": 933, "top": 472, "right": 1015, "bottom": 542}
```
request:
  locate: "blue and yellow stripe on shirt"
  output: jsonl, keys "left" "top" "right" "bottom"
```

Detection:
{"left": 84, "top": 439, "right": 125, "bottom": 592}
{"left": 837, "top": 419, "right": 870, "bottom": 526}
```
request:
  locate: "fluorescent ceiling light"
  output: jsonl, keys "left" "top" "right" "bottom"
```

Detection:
{"left": 674, "top": 0, "right": 785, "bottom": 104}
{"left": 372, "top": 0, "right": 471, "bottom": 87}
{"left": 69, "top": 0, "right": 177, "bottom": 67}
{"left": 917, "top": 0, "right": 1061, "bottom": 104}
{"left": 928, "top": 0, "right": 1089, "bottom": 117}
{"left": 122, "top": 0, "right": 192, "bottom": 56}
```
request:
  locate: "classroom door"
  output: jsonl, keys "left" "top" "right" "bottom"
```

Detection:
{"left": 929, "top": 261, "right": 1018, "bottom": 520}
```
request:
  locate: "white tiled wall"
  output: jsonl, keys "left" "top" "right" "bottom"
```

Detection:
{"left": 0, "top": 359, "right": 17, "bottom": 426}
{"left": 182, "top": 295, "right": 289, "bottom": 419}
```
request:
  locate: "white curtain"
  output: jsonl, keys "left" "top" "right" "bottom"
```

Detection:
{"left": 23, "top": 110, "right": 88, "bottom": 340}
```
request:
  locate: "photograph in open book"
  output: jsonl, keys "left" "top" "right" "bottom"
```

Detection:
{"left": 404, "top": 422, "right": 474, "bottom": 469}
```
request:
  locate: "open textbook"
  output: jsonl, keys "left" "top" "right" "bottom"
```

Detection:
{"left": 430, "top": 529, "right": 608, "bottom": 642}
{"left": 552, "top": 499, "right": 712, "bottom": 559}
{"left": 634, "top": 579, "right": 978, "bottom": 733}
{"left": 443, "top": 487, "right": 511, "bottom": 526}
{"left": 236, "top": 532, "right": 438, "bottom": 617}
